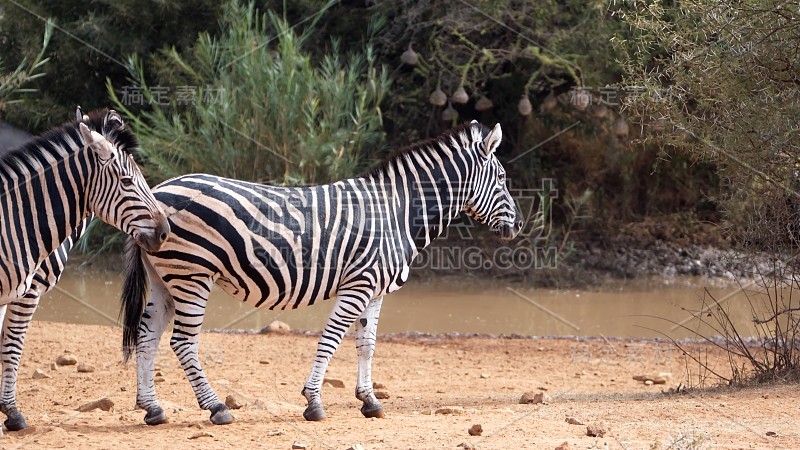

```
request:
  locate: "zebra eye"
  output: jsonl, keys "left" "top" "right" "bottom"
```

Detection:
{"left": 121, "top": 176, "right": 135, "bottom": 187}
{"left": 498, "top": 173, "right": 506, "bottom": 183}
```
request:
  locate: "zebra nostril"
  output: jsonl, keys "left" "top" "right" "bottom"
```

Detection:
{"left": 159, "top": 232, "right": 168, "bottom": 242}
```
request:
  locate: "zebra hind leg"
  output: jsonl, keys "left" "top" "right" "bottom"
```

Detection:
{"left": 354, "top": 296, "right": 384, "bottom": 419}
{"left": 0, "top": 292, "right": 43, "bottom": 431}
{"left": 168, "top": 279, "right": 232, "bottom": 425}
{"left": 135, "top": 274, "right": 175, "bottom": 425}
{"left": 302, "top": 289, "right": 372, "bottom": 421}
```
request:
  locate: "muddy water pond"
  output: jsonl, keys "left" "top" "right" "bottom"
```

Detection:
{"left": 34, "top": 272, "right": 777, "bottom": 339}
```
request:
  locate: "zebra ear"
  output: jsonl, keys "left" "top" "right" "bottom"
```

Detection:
{"left": 103, "top": 110, "right": 124, "bottom": 133}
{"left": 481, "top": 123, "right": 502, "bottom": 158}
{"left": 80, "top": 122, "right": 114, "bottom": 160}
{"left": 75, "top": 106, "right": 84, "bottom": 122}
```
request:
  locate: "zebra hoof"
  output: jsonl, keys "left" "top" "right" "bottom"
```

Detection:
{"left": 302, "top": 406, "right": 327, "bottom": 421}
{"left": 144, "top": 407, "right": 167, "bottom": 425}
{"left": 4, "top": 412, "right": 28, "bottom": 431}
{"left": 209, "top": 404, "right": 234, "bottom": 425}
{"left": 360, "top": 403, "right": 384, "bottom": 419}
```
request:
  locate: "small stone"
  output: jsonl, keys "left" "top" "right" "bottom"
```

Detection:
{"left": 565, "top": 417, "right": 584, "bottom": 425}
{"left": 766, "top": 431, "right": 778, "bottom": 437}
{"left": 259, "top": 360, "right": 270, "bottom": 365}
{"left": 372, "top": 382, "right": 386, "bottom": 389}
{"left": 323, "top": 378, "right": 345, "bottom": 389}
{"left": 154, "top": 376, "right": 166, "bottom": 383}
{"left": 480, "top": 373, "right": 490, "bottom": 379}
{"left": 468, "top": 424, "right": 483, "bottom": 436}
{"left": 633, "top": 373, "right": 670, "bottom": 384}
{"left": 260, "top": 320, "right": 291, "bottom": 334}
{"left": 346, "top": 445, "right": 365, "bottom": 450}
{"left": 555, "top": 442, "right": 571, "bottom": 450}
{"left": 32, "top": 369, "right": 51, "bottom": 379}
{"left": 56, "top": 354, "right": 78, "bottom": 366}
{"left": 374, "top": 391, "right": 390, "bottom": 400}
{"left": 457, "top": 443, "right": 476, "bottom": 450}
{"left": 76, "top": 398, "right": 114, "bottom": 412}
{"left": 225, "top": 395, "right": 244, "bottom": 410}
{"left": 188, "top": 431, "right": 213, "bottom": 439}
{"left": 519, "top": 392, "right": 550, "bottom": 404}
{"left": 50, "top": 363, "right": 58, "bottom": 371}
{"left": 434, "top": 406, "right": 465, "bottom": 415}
{"left": 267, "top": 430, "right": 284, "bottom": 436}
{"left": 586, "top": 422, "right": 608, "bottom": 438}
{"left": 762, "top": 394, "right": 769, "bottom": 399}
{"left": 644, "top": 380, "right": 654, "bottom": 386}
{"left": 77, "top": 363, "right": 95, "bottom": 373}
{"left": 291, "top": 442, "right": 308, "bottom": 450}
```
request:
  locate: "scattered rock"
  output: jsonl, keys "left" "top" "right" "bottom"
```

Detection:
{"left": 76, "top": 398, "right": 114, "bottom": 413}
{"left": 766, "top": 431, "right": 777, "bottom": 437}
{"left": 267, "top": 430, "right": 284, "bottom": 436}
{"left": 77, "top": 363, "right": 95, "bottom": 373}
{"left": 480, "top": 373, "right": 490, "bottom": 379}
{"left": 32, "top": 369, "right": 51, "bottom": 379}
{"left": 56, "top": 354, "right": 78, "bottom": 366}
{"left": 323, "top": 378, "right": 345, "bottom": 389}
{"left": 632, "top": 373, "right": 670, "bottom": 385}
{"left": 565, "top": 417, "right": 584, "bottom": 425}
{"left": 644, "top": 380, "right": 654, "bottom": 386}
{"left": 519, "top": 392, "right": 550, "bottom": 404}
{"left": 372, "top": 382, "right": 386, "bottom": 389}
{"left": 435, "top": 406, "right": 465, "bottom": 415}
{"left": 155, "top": 370, "right": 163, "bottom": 377}
{"left": 374, "top": 391, "right": 390, "bottom": 400}
{"left": 457, "top": 443, "right": 476, "bottom": 450}
{"left": 468, "top": 424, "right": 483, "bottom": 436}
{"left": 586, "top": 422, "right": 608, "bottom": 438}
{"left": 260, "top": 320, "right": 291, "bottom": 334}
{"left": 188, "top": 431, "right": 213, "bottom": 439}
{"left": 555, "top": 442, "right": 571, "bottom": 450}
{"left": 120, "top": 386, "right": 127, "bottom": 392}
{"left": 346, "top": 445, "right": 365, "bottom": 450}
{"left": 50, "top": 363, "right": 58, "bottom": 371}
{"left": 225, "top": 395, "right": 244, "bottom": 410}
{"left": 259, "top": 360, "right": 270, "bottom": 365}
{"left": 154, "top": 376, "right": 166, "bottom": 383}
{"left": 291, "top": 442, "right": 308, "bottom": 450}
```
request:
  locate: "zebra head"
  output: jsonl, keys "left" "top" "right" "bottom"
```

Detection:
{"left": 464, "top": 121, "right": 523, "bottom": 241}
{"left": 78, "top": 109, "right": 170, "bottom": 252}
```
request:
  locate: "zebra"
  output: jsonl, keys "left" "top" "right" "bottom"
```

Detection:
{"left": 0, "top": 107, "right": 170, "bottom": 430}
{"left": 117, "top": 120, "right": 522, "bottom": 426}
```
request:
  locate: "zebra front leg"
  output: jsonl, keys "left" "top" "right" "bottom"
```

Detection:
{"left": 168, "top": 284, "right": 232, "bottom": 425}
{"left": 302, "top": 290, "right": 372, "bottom": 421}
{"left": 135, "top": 281, "right": 175, "bottom": 425}
{"left": 354, "top": 296, "right": 384, "bottom": 418}
{"left": 0, "top": 294, "right": 41, "bottom": 431}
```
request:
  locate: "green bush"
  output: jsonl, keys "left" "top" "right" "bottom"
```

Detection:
{"left": 110, "top": 1, "right": 390, "bottom": 186}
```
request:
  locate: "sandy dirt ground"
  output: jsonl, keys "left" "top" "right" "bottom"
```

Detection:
{"left": 1, "top": 321, "right": 797, "bottom": 449}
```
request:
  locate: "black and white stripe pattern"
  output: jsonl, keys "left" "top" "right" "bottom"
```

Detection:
{"left": 115, "top": 121, "right": 521, "bottom": 425}
{"left": 0, "top": 108, "right": 170, "bottom": 431}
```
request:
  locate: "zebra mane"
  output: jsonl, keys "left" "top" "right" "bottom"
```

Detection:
{"left": 365, "top": 122, "right": 489, "bottom": 177}
{"left": 0, "top": 108, "right": 140, "bottom": 169}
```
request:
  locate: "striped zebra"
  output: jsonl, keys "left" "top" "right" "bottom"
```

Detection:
{"left": 0, "top": 108, "right": 170, "bottom": 430}
{"left": 119, "top": 120, "right": 522, "bottom": 425}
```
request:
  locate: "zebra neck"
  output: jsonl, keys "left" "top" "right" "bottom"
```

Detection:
{"left": 0, "top": 137, "right": 93, "bottom": 268}
{"left": 374, "top": 147, "right": 472, "bottom": 252}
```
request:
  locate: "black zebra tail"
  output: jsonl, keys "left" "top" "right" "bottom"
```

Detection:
{"left": 121, "top": 236, "right": 148, "bottom": 364}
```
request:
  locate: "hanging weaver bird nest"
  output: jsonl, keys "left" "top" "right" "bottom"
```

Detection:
{"left": 475, "top": 95, "right": 493, "bottom": 111}
{"left": 451, "top": 86, "right": 469, "bottom": 104}
{"left": 518, "top": 95, "right": 532, "bottom": 116}
{"left": 441, "top": 103, "right": 458, "bottom": 121}
{"left": 401, "top": 44, "right": 418, "bottom": 66}
{"left": 429, "top": 88, "right": 447, "bottom": 106}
